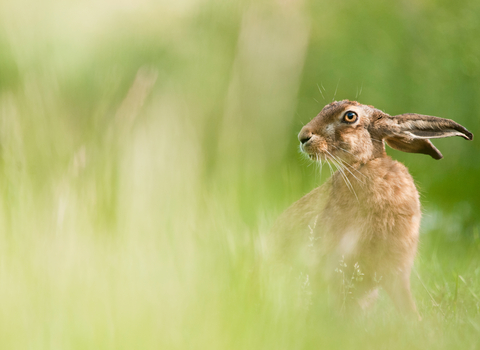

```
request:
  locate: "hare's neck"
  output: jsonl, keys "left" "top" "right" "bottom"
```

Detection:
{"left": 331, "top": 156, "right": 416, "bottom": 201}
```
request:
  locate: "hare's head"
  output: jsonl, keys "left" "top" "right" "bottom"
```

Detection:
{"left": 299, "top": 100, "right": 473, "bottom": 164}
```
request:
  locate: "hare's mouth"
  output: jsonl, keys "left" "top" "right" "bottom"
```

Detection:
{"left": 300, "top": 135, "right": 330, "bottom": 160}
{"left": 301, "top": 141, "right": 316, "bottom": 154}
{"left": 300, "top": 142, "right": 326, "bottom": 160}
{"left": 301, "top": 147, "right": 327, "bottom": 161}
{"left": 302, "top": 146, "right": 334, "bottom": 163}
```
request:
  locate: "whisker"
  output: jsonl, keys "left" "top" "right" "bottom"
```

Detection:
{"left": 330, "top": 145, "right": 367, "bottom": 179}
{"left": 313, "top": 154, "right": 319, "bottom": 182}
{"left": 333, "top": 78, "right": 341, "bottom": 102}
{"left": 329, "top": 155, "right": 347, "bottom": 184}
{"left": 336, "top": 161, "right": 359, "bottom": 201}
{"left": 317, "top": 83, "right": 326, "bottom": 101}
{"left": 325, "top": 150, "right": 359, "bottom": 201}
{"left": 331, "top": 154, "right": 362, "bottom": 183}
{"left": 315, "top": 154, "right": 322, "bottom": 181}
{"left": 325, "top": 158, "right": 334, "bottom": 178}
{"left": 337, "top": 158, "right": 366, "bottom": 182}
{"left": 320, "top": 157, "right": 323, "bottom": 182}
{"left": 329, "top": 156, "right": 343, "bottom": 176}
{"left": 331, "top": 144, "right": 355, "bottom": 157}
{"left": 317, "top": 154, "right": 323, "bottom": 183}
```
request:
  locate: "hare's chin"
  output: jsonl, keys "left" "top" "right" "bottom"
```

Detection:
{"left": 307, "top": 152, "right": 324, "bottom": 161}
{"left": 300, "top": 144, "right": 325, "bottom": 160}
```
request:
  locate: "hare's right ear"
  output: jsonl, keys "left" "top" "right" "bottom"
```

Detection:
{"left": 376, "top": 113, "right": 473, "bottom": 160}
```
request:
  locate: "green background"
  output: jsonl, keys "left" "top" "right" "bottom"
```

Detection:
{"left": 0, "top": 0, "right": 479, "bottom": 348}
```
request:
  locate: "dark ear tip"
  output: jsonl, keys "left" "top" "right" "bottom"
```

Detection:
{"left": 462, "top": 128, "right": 473, "bottom": 140}
{"left": 431, "top": 148, "right": 443, "bottom": 160}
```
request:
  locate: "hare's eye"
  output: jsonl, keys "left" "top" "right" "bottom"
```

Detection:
{"left": 343, "top": 111, "right": 358, "bottom": 123}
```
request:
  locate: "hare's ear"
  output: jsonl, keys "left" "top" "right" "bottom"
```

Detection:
{"left": 379, "top": 113, "right": 473, "bottom": 160}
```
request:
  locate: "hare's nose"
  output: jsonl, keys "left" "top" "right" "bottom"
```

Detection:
{"left": 298, "top": 127, "right": 313, "bottom": 144}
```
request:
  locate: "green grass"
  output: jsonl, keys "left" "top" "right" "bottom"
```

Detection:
{"left": 0, "top": 0, "right": 479, "bottom": 348}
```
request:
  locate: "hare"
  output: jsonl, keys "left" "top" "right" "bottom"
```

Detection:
{"left": 272, "top": 100, "right": 473, "bottom": 315}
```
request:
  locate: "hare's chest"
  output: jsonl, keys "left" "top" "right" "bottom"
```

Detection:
{"left": 319, "top": 167, "right": 420, "bottom": 259}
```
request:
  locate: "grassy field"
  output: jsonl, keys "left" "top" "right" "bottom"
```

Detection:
{"left": 0, "top": 0, "right": 479, "bottom": 349}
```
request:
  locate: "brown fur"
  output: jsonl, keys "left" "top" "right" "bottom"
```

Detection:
{"left": 272, "top": 100, "right": 473, "bottom": 315}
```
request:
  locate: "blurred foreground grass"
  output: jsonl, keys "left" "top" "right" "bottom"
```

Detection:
{"left": 0, "top": 0, "right": 480, "bottom": 349}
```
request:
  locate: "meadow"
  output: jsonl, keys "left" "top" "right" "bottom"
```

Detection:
{"left": 0, "top": 0, "right": 479, "bottom": 348}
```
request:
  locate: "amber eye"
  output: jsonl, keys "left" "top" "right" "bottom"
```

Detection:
{"left": 343, "top": 111, "right": 358, "bottom": 123}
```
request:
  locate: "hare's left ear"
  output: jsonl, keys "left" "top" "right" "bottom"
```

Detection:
{"left": 377, "top": 113, "right": 473, "bottom": 160}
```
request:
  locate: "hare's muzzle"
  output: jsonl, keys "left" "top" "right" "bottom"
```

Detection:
{"left": 298, "top": 127, "right": 313, "bottom": 145}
